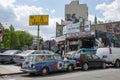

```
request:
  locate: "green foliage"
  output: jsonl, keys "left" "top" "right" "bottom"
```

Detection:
{"left": 98, "top": 20, "right": 104, "bottom": 24}
{"left": 0, "top": 22, "right": 34, "bottom": 49}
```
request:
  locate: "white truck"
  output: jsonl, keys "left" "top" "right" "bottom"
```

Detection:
{"left": 96, "top": 47, "right": 120, "bottom": 68}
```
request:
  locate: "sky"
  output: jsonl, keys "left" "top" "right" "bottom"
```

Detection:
{"left": 0, "top": 0, "right": 120, "bottom": 40}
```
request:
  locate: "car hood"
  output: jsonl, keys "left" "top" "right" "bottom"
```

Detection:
{"left": 0, "top": 54, "right": 12, "bottom": 56}
{"left": 15, "top": 53, "right": 30, "bottom": 57}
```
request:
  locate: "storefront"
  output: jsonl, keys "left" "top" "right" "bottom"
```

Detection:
{"left": 56, "top": 30, "right": 119, "bottom": 53}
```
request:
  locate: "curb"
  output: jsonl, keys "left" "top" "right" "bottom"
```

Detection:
{"left": 0, "top": 72, "right": 24, "bottom": 76}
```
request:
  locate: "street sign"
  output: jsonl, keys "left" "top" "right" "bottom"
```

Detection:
{"left": 29, "top": 15, "right": 49, "bottom": 26}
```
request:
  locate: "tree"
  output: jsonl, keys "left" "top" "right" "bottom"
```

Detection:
{"left": 94, "top": 15, "right": 97, "bottom": 24}
{"left": 15, "top": 31, "right": 33, "bottom": 48}
{"left": 98, "top": 20, "right": 104, "bottom": 24}
{"left": 2, "top": 28, "right": 11, "bottom": 48}
{"left": 0, "top": 23, "right": 34, "bottom": 49}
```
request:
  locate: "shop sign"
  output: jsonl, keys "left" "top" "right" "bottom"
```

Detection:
{"left": 63, "top": 23, "right": 80, "bottom": 34}
{"left": 69, "top": 41, "right": 78, "bottom": 45}
{"left": 56, "top": 35, "right": 66, "bottom": 42}
{"left": 84, "top": 21, "right": 91, "bottom": 31}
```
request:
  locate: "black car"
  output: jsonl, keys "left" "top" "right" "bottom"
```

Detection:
{"left": 70, "top": 53, "right": 106, "bottom": 70}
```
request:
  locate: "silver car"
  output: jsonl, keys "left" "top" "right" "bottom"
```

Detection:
{"left": 0, "top": 50, "right": 22, "bottom": 64}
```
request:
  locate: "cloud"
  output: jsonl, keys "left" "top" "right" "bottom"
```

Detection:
{"left": 51, "top": 9, "right": 55, "bottom": 14}
{"left": 0, "top": 0, "right": 15, "bottom": 8}
{"left": 0, "top": 0, "right": 61, "bottom": 40}
{"left": 96, "top": 0, "right": 120, "bottom": 21}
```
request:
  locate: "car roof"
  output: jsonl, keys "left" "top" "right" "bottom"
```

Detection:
{"left": 80, "top": 48, "right": 96, "bottom": 51}
{"left": 30, "top": 53, "right": 60, "bottom": 56}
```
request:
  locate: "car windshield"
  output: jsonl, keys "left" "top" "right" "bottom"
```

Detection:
{"left": 66, "top": 51, "right": 76, "bottom": 55}
{"left": 3, "top": 50, "right": 17, "bottom": 54}
{"left": 39, "top": 50, "right": 54, "bottom": 54}
{"left": 20, "top": 50, "right": 34, "bottom": 54}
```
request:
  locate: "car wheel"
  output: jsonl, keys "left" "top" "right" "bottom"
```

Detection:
{"left": 67, "top": 65, "right": 73, "bottom": 72}
{"left": 102, "top": 62, "right": 106, "bottom": 69}
{"left": 82, "top": 63, "right": 89, "bottom": 71}
{"left": 115, "top": 60, "right": 120, "bottom": 68}
{"left": 41, "top": 68, "right": 48, "bottom": 76}
{"left": 0, "top": 62, "right": 5, "bottom": 64}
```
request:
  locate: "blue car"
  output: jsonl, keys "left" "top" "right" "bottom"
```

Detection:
{"left": 21, "top": 53, "right": 76, "bottom": 76}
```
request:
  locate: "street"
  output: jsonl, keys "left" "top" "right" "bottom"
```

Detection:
{"left": 0, "top": 68, "right": 120, "bottom": 80}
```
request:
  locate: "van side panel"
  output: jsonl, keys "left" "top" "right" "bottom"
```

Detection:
{"left": 96, "top": 48, "right": 112, "bottom": 63}
{"left": 111, "top": 47, "right": 120, "bottom": 64}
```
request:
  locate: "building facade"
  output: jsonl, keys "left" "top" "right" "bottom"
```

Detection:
{"left": 55, "top": 0, "right": 120, "bottom": 55}
{"left": 91, "top": 21, "right": 120, "bottom": 41}
{"left": 65, "top": 0, "right": 88, "bottom": 21}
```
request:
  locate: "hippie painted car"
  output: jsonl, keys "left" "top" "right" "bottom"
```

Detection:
{"left": 21, "top": 53, "right": 76, "bottom": 76}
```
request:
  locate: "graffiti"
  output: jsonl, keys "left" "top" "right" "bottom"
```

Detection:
{"left": 65, "top": 13, "right": 79, "bottom": 23}
{"left": 114, "top": 23, "right": 120, "bottom": 35}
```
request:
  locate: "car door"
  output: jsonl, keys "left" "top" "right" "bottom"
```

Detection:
{"left": 47, "top": 55, "right": 63, "bottom": 71}
{"left": 90, "top": 54, "right": 102, "bottom": 67}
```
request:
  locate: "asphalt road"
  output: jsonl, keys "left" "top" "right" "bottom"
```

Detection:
{"left": 0, "top": 68, "right": 120, "bottom": 80}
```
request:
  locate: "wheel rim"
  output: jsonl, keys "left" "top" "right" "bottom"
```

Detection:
{"left": 116, "top": 61, "right": 120, "bottom": 67}
{"left": 68, "top": 65, "right": 73, "bottom": 71}
{"left": 83, "top": 63, "right": 88, "bottom": 70}
{"left": 102, "top": 63, "right": 106, "bottom": 68}
{"left": 42, "top": 68, "right": 47, "bottom": 75}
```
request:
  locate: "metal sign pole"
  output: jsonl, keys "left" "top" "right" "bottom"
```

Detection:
{"left": 37, "top": 25, "right": 40, "bottom": 50}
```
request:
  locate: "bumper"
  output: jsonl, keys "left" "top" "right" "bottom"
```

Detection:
{"left": 21, "top": 69, "right": 38, "bottom": 73}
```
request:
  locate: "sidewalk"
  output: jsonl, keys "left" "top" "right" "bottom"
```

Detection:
{"left": 0, "top": 64, "right": 24, "bottom": 76}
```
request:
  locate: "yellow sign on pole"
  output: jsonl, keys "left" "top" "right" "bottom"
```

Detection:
{"left": 29, "top": 15, "right": 49, "bottom": 26}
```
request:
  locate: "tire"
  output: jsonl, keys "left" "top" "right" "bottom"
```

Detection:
{"left": 102, "top": 62, "right": 106, "bottom": 69}
{"left": 0, "top": 62, "right": 5, "bottom": 64}
{"left": 29, "top": 73, "right": 35, "bottom": 75}
{"left": 82, "top": 63, "right": 89, "bottom": 71}
{"left": 67, "top": 65, "right": 73, "bottom": 72}
{"left": 40, "top": 68, "right": 48, "bottom": 76}
{"left": 115, "top": 60, "right": 120, "bottom": 68}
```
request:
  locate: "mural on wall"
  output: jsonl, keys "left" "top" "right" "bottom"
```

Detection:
{"left": 106, "top": 23, "right": 120, "bottom": 41}
{"left": 65, "top": 13, "right": 79, "bottom": 23}
{"left": 114, "top": 23, "right": 120, "bottom": 34}
{"left": 106, "top": 23, "right": 113, "bottom": 33}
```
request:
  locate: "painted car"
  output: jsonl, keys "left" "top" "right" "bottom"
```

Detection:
{"left": 21, "top": 54, "right": 76, "bottom": 76}
{"left": 14, "top": 50, "right": 55, "bottom": 65}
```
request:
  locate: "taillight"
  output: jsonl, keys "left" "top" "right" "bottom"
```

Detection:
{"left": 109, "top": 48, "right": 112, "bottom": 54}
{"left": 77, "top": 58, "right": 83, "bottom": 62}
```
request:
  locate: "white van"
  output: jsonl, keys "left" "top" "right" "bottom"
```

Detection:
{"left": 96, "top": 47, "right": 120, "bottom": 68}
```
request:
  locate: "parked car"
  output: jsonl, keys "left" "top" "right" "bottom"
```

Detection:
{"left": 65, "top": 51, "right": 76, "bottom": 59}
{"left": 96, "top": 47, "right": 120, "bottom": 68}
{"left": 69, "top": 48, "right": 106, "bottom": 70}
{"left": 69, "top": 48, "right": 96, "bottom": 59}
{"left": 13, "top": 50, "right": 55, "bottom": 65}
{"left": 0, "top": 50, "right": 22, "bottom": 63}
{"left": 13, "top": 50, "right": 36, "bottom": 65}
{"left": 21, "top": 53, "right": 76, "bottom": 76}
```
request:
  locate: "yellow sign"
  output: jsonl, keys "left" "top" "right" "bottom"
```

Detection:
{"left": 29, "top": 15, "right": 49, "bottom": 26}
